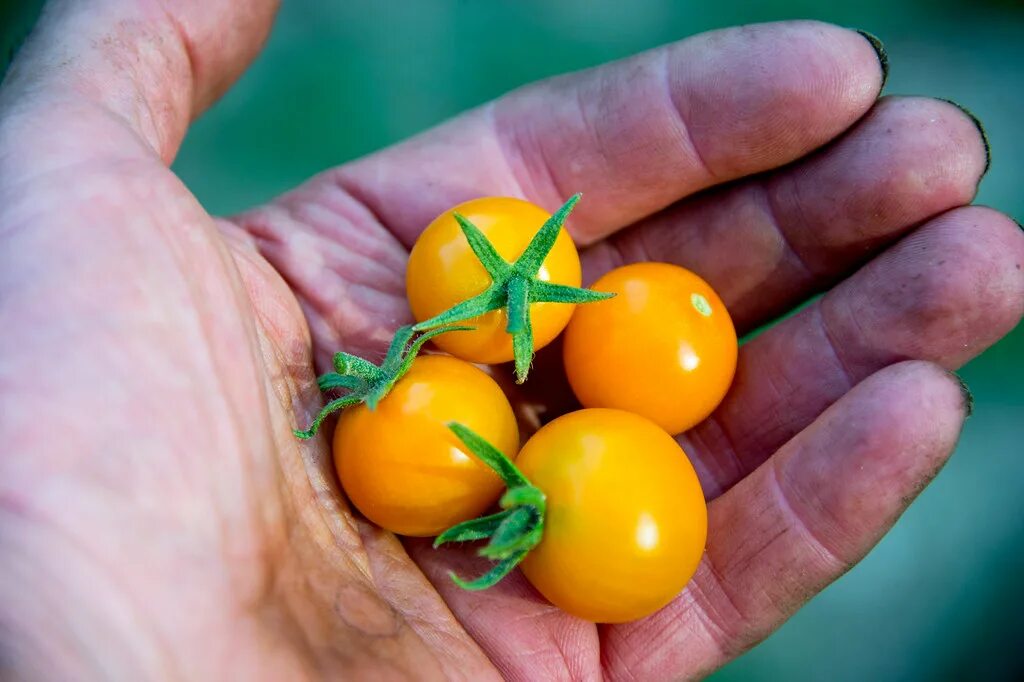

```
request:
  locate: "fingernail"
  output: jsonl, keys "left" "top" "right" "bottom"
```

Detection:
{"left": 855, "top": 29, "right": 889, "bottom": 90}
{"left": 949, "top": 371, "right": 974, "bottom": 418}
{"left": 938, "top": 98, "right": 991, "bottom": 176}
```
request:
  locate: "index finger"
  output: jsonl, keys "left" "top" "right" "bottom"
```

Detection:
{"left": 336, "top": 21, "right": 885, "bottom": 246}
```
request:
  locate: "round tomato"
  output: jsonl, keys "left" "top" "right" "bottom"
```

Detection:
{"left": 406, "top": 197, "right": 582, "bottom": 364}
{"left": 333, "top": 354, "right": 519, "bottom": 537}
{"left": 563, "top": 262, "right": 738, "bottom": 434}
{"left": 515, "top": 408, "right": 707, "bottom": 623}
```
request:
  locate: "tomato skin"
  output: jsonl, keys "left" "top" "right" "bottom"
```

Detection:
{"left": 406, "top": 197, "right": 582, "bottom": 364}
{"left": 563, "top": 262, "right": 738, "bottom": 435}
{"left": 516, "top": 409, "right": 707, "bottom": 623}
{"left": 333, "top": 355, "right": 519, "bottom": 537}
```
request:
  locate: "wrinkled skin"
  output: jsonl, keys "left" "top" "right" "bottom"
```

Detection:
{"left": 1, "top": 2, "right": 1022, "bottom": 680}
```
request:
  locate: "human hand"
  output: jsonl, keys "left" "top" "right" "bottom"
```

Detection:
{"left": 1, "top": 2, "right": 1021, "bottom": 680}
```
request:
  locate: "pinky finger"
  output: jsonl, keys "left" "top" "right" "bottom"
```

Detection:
{"left": 601, "top": 360, "right": 970, "bottom": 680}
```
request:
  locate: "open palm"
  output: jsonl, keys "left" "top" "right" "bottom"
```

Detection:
{"left": 2, "top": 2, "right": 1022, "bottom": 680}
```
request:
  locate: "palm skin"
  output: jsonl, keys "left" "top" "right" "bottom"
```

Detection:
{"left": 1, "top": 2, "right": 1022, "bottom": 680}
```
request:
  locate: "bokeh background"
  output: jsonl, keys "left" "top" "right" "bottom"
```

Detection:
{"left": 3, "top": 1, "right": 1022, "bottom": 679}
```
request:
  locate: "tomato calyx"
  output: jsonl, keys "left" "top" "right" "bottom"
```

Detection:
{"left": 293, "top": 323, "right": 472, "bottom": 439}
{"left": 434, "top": 423, "right": 546, "bottom": 589}
{"left": 412, "top": 193, "right": 614, "bottom": 383}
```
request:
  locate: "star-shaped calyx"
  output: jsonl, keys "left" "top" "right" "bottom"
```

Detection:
{"left": 293, "top": 323, "right": 471, "bottom": 439}
{"left": 412, "top": 193, "right": 614, "bottom": 383}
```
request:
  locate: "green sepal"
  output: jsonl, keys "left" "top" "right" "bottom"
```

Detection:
{"left": 434, "top": 509, "right": 514, "bottom": 546}
{"left": 436, "top": 423, "right": 547, "bottom": 591}
{"left": 511, "top": 193, "right": 580, "bottom": 276}
{"left": 531, "top": 280, "right": 614, "bottom": 304}
{"left": 511, "top": 313, "right": 534, "bottom": 384}
{"left": 453, "top": 212, "right": 510, "bottom": 279}
{"left": 504, "top": 276, "right": 530, "bottom": 334}
{"left": 293, "top": 323, "right": 472, "bottom": 440}
{"left": 478, "top": 506, "right": 537, "bottom": 560}
{"left": 333, "top": 353, "right": 382, "bottom": 382}
{"left": 412, "top": 193, "right": 615, "bottom": 383}
{"left": 447, "top": 422, "right": 530, "bottom": 489}
{"left": 504, "top": 278, "right": 535, "bottom": 382}
{"left": 448, "top": 550, "right": 530, "bottom": 591}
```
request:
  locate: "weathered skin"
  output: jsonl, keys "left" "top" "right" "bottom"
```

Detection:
{"left": 1, "top": 3, "right": 1021, "bottom": 680}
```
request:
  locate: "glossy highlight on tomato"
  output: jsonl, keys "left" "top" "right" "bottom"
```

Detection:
{"left": 406, "top": 197, "right": 582, "bottom": 364}
{"left": 333, "top": 354, "right": 519, "bottom": 537}
{"left": 563, "top": 262, "right": 738, "bottom": 434}
{"left": 515, "top": 408, "right": 707, "bottom": 623}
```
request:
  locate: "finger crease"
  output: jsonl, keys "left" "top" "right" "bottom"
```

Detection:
{"left": 815, "top": 304, "right": 857, "bottom": 391}
{"left": 488, "top": 100, "right": 564, "bottom": 210}
{"left": 758, "top": 179, "right": 817, "bottom": 281}
{"left": 768, "top": 457, "right": 848, "bottom": 572}
{"left": 661, "top": 47, "right": 714, "bottom": 182}
{"left": 693, "top": 554, "right": 752, "bottom": 657}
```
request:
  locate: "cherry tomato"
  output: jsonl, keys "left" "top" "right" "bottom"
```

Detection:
{"left": 333, "top": 354, "right": 519, "bottom": 537}
{"left": 516, "top": 408, "right": 707, "bottom": 623}
{"left": 563, "top": 263, "right": 738, "bottom": 434}
{"left": 406, "top": 197, "right": 582, "bottom": 364}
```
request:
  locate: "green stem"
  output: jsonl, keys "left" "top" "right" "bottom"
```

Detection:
{"left": 412, "top": 288, "right": 505, "bottom": 331}
{"left": 317, "top": 373, "right": 366, "bottom": 393}
{"left": 293, "top": 394, "right": 362, "bottom": 439}
{"left": 294, "top": 323, "right": 472, "bottom": 439}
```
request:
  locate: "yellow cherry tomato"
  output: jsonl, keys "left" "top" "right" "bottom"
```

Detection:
{"left": 516, "top": 409, "right": 707, "bottom": 623}
{"left": 333, "top": 354, "right": 519, "bottom": 537}
{"left": 563, "top": 263, "right": 738, "bottom": 434}
{"left": 406, "top": 197, "right": 582, "bottom": 364}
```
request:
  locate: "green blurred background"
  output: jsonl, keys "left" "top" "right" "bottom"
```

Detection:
{"left": 3, "top": 1, "right": 1022, "bottom": 679}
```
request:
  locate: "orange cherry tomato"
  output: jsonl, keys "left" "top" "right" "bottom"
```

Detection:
{"left": 516, "top": 409, "right": 707, "bottom": 623}
{"left": 563, "top": 263, "right": 738, "bottom": 434}
{"left": 333, "top": 354, "right": 519, "bottom": 537}
{"left": 406, "top": 197, "right": 582, "bottom": 364}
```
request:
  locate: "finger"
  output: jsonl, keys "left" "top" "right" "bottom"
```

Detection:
{"left": 684, "top": 206, "right": 1024, "bottom": 498}
{"left": 235, "top": 20, "right": 883, "bottom": 361}
{"left": 235, "top": 184, "right": 413, "bottom": 370}
{"left": 330, "top": 21, "right": 884, "bottom": 246}
{"left": 1, "top": 0, "right": 278, "bottom": 165}
{"left": 601, "top": 361, "right": 970, "bottom": 680}
{"left": 582, "top": 96, "right": 989, "bottom": 331}
{"left": 404, "top": 538, "right": 600, "bottom": 681}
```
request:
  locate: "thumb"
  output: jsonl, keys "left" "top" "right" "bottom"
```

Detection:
{"left": 1, "top": 0, "right": 278, "bottom": 165}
